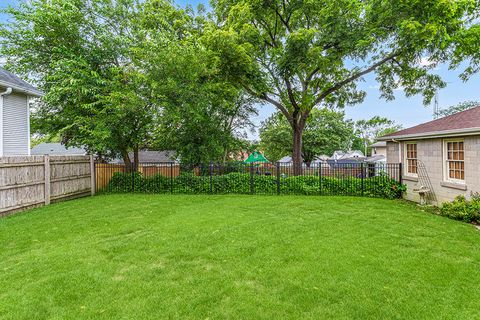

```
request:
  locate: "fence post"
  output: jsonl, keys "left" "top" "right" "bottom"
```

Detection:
{"left": 276, "top": 162, "right": 280, "bottom": 195}
{"left": 209, "top": 162, "right": 213, "bottom": 194}
{"left": 399, "top": 163, "right": 403, "bottom": 184}
{"left": 361, "top": 162, "right": 365, "bottom": 196}
{"left": 90, "top": 155, "right": 95, "bottom": 196}
{"left": 170, "top": 162, "right": 174, "bottom": 194}
{"left": 44, "top": 155, "right": 51, "bottom": 205}
{"left": 250, "top": 164, "right": 254, "bottom": 194}
{"left": 319, "top": 163, "right": 322, "bottom": 195}
{"left": 131, "top": 163, "right": 135, "bottom": 193}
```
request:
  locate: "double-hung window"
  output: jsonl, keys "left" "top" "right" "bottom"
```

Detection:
{"left": 445, "top": 140, "right": 465, "bottom": 182}
{"left": 405, "top": 143, "right": 418, "bottom": 176}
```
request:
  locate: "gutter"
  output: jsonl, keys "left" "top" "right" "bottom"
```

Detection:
{"left": 0, "top": 80, "right": 43, "bottom": 97}
{"left": 0, "top": 87, "right": 13, "bottom": 157}
{"left": 391, "top": 139, "right": 401, "bottom": 164}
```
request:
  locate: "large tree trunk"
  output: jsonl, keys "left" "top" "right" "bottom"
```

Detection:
{"left": 133, "top": 146, "right": 139, "bottom": 170}
{"left": 122, "top": 150, "right": 133, "bottom": 173}
{"left": 292, "top": 124, "right": 303, "bottom": 176}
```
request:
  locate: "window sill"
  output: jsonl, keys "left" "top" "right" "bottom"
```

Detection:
{"left": 403, "top": 175, "right": 418, "bottom": 182}
{"left": 440, "top": 181, "right": 467, "bottom": 191}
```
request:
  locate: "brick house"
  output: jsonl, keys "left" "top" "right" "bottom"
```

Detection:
{"left": 379, "top": 107, "right": 480, "bottom": 205}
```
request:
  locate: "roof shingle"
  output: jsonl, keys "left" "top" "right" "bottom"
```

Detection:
{"left": 0, "top": 67, "right": 43, "bottom": 96}
{"left": 380, "top": 106, "right": 480, "bottom": 140}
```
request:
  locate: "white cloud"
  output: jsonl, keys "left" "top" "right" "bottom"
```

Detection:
{"left": 419, "top": 57, "right": 440, "bottom": 70}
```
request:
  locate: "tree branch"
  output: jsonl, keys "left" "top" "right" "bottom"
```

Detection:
{"left": 240, "top": 82, "right": 291, "bottom": 122}
{"left": 313, "top": 52, "right": 398, "bottom": 106}
{"left": 284, "top": 78, "right": 299, "bottom": 110}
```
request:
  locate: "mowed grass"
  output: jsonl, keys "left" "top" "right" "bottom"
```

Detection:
{"left": 1, "top": 195, "right": 480, "bottom": 319}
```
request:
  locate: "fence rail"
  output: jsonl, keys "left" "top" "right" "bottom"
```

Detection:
{"left": 96, "top": 162, "right": 403, "bottom": 198}
{"left": 0, "top": 155, "right": 94, "bottom": 217}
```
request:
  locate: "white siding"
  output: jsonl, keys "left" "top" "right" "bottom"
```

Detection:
{"left": 2, "top": 93, "right": 29, "bottom": 155}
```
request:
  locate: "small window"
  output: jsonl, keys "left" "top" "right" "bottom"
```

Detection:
{"left": 445, "top": 140, "right": 464, "bottom": 181}
{"left": 405, "top": 143, "right": 417, "bottom": 175}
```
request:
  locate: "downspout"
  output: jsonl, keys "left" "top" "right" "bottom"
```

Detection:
{"left": 0, "top": 87, "right": 13, "bottom": 157}
{"left": 391, "top": 139, "right": 401, "bottom": 164}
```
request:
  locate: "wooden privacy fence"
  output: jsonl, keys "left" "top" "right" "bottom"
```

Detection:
{"left": 95, "top": 163, "right": 180, "bottom": 191}
{"left": 0, "top": 155, "right": 95, "bottom": 217}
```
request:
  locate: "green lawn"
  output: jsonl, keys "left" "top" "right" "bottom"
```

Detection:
{"left": 1, "top": 195, "right": 480, "bottom": 319}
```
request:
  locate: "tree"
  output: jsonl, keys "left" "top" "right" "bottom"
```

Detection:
{"left": 435, "top": 100, "right": 480, "bottom": 118}
{"left": 259, "top": 109, "right": 356, "bottom": 164}
{"left": 0, "top": 0, "right": 184, "bottom": 165}
{"left": 205, "top": 0, "right": 476, "bottom": 174}
{"left": 355, "top": 116, "right": 402, "bottom": 155}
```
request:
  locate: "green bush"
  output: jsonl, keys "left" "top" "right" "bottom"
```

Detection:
{"left": 105, "top": 172, "right": 405, "bottom": 199}
{"left": 440, "top": 194, "right": 480, "bottom": 223}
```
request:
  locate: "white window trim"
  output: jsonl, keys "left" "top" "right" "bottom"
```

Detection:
{"left": 443, "top": 138, "right": 465, "bottom": 184}
{"left": 403, "top": 141, "right": 418, "bottom": 177}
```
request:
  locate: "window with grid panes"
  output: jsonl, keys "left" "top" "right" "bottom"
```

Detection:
{"left": 446, "top": 141, "right": 464, "bottom": 181}
{"left": 405, "top": 143, "right": 417, "bottom": 175}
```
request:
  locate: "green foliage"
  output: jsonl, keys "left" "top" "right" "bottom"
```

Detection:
{"left": 0, "top": 0, "right": 256, "bottom": 164}
{"left": 205, "top": 0, "right": 476, "bottom": 169}
{"left": 435, "top": 100, "right": 480, "bottom": 118}
{"left": 0, "top": 0, "right": 182, "bottom": 161}
{"left": 259, "top": 109, "right": 357, "bottom": 163}
{"left": 440, "top": 194, "right": 480, "bottom": 223}
{"left": 106, "top": 171, "right": 405, "bottom": 199}
{"left": 356, "top": 116, "right": 402, "bottom": 154}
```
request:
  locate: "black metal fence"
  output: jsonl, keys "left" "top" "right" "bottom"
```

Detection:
{"left": 95, "top": 162, "right": 404, "bottom": 198}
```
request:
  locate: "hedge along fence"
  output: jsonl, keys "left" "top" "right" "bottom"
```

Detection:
{"left": 98, "top": 162, "right": 405, "bottom": 199}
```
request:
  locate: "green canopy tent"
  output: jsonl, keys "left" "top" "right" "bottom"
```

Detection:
{"left": 244, "top": 151, "right": 269, "bottom": 164}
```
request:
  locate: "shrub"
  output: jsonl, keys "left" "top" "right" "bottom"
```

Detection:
{"left": 105, "top": 172, "right": 405, "bottom": 199}
{"left": 440, "top": 194, "right": 480, "bottom": 223}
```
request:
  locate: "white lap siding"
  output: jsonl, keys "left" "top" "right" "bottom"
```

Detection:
{"left": 2, "top": 93, "right": 29, "bottom": 156}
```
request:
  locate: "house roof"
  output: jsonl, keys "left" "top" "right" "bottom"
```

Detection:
{"left": 0, "top": 67, "right": 43, "bottom": 97}
{"left": 380, "top": 106, "right": 480, "bottom": 140}
{"left": 111, "top": 150, "right": 177, "bottom": 164}
{"left": 31, "top": 143, "right": 87, "bottom": 155}
{"left": 370, "top": 141, "right": 387, "bottom": 148}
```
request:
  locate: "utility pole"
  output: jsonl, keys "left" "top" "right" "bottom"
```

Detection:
{"left": 433, "top": 92, "right": 440, "bottom": 119}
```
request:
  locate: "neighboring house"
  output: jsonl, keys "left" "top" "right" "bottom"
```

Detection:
{"left": 370, "top": 141, "right": 387, "bottom": 157}
{"left": 111, "top": 150, "right": 177, "bottom": 164}
{"left": 0, "top": 67, "right": 43, "bottom": 156}
{"left": 379, "top": 106, "right": 480, "bottom": 205}
{"left": 277, "top": 155, "right": 328, "bottom": 166}
{"left": 331, "top": 150, "right": 364, "bottom": 161}
{"left": 31, "top": 143, "right": 87, "bottom": 156}
{"left": 365, "top": 155, "right": 386, "bottom": 164}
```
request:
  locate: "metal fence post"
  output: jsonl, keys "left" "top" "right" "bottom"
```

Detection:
{"left": 131, "top": 163, "right": 135, "bottom": 193}
{"left": 209, "top": 162, "right": 213, "bottom": 194}
{"left": 250, "top": 164, "right": 254, "bottom": 194}
{"left": 398, "top": 163, "right": 403, "bottom": 184}
{"left": 319, "top": 163, "right": 322, "bottom": 195}
{"left": 361, "top": 162, "right": 365, "bottom": 196}
{"left": 276, "top": 162, "right": 280, "bottom": 195}
{"left": 170, "top": 162, "right": 174, "bottom": 193}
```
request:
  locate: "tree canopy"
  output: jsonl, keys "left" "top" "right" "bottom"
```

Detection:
{"left": 0, "top": 0, "right": 255, "bottom": 164}
{"left": 355, "top": 116, "right": 402, "bottom": 155}
{"left": 259, "top": 108, "right": 357, "bottom": 163}
{"left": 435, "top": 100, "right": 480, "bottom": 118}
{"left": 205, "top": 0, "right": 478, "bottom": 173}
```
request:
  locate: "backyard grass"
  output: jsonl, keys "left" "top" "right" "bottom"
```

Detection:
{"left": 1, "top": 195, "right": 480, "bottom": 319}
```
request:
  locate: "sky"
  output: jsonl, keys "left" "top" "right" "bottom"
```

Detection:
{"left": 2, "top": 0, "right": 480, "bottom": 140}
